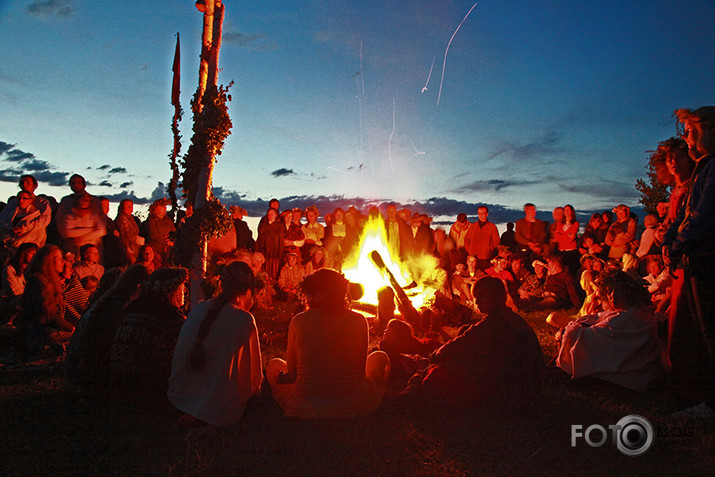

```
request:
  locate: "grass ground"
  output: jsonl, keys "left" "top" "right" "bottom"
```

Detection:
{"left": 1, "top": 301, "right": 713, "bottom": 476}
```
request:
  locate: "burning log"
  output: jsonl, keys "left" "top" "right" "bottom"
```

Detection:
{"left": 369, "top": 250, "right": 423, "bottom": 332}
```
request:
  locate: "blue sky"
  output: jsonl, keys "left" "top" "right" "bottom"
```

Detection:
{"left": 1, "top": 1, "right": 713, "bottom": 224}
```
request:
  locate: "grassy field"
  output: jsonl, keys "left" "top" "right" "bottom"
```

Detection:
{"left": 1, "top": 301, "right": 713, "bottom": 476}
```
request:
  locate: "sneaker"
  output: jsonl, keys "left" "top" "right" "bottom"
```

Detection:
{"left": 670, "top": 402, "right": 715, "bottom": 420}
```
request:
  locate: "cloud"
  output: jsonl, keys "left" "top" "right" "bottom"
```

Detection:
{"left": 98, "top": 180, "right": 113, "bottom": 187}
{"left": 31, "top": 170, "right": 69, "bottom": 187}
{"left": 109, "top": 167, "right": 127, "bottom": 174}
{"left": 0, "top": 141, "right": 69, "bottom": 187}
{"left": 26, "top": 0, "right": 75, "bottom": 18}
{"left": 5, "top": 149, "right": 36, "bottom": 162}
{"left": 97, "top": 165, "right": 110, "bottom": 171}
{"left": 271, "top": 168, "right": 295, "bottom": 177}
{"left": 451, "top": 179, "right": 540, "bottom": 194}
{"left": 119, "top": 181, "right": 133, "bottom": 188}
{"left": 554, "top": 178, "right": 639, "bottom": 205}
{"left": 487, "top": 130, "right": 563, "bottom": 162}
{"left": 101, "top": 182, "right": 166, "bottom": 205}
{"left": 223, "top": 30, "right": 276, "bottom": 51}
{"left": 21, "top": 159, "right": 53, "bottom": 172}
{"left": 100, "top": 190, "right": 152, "bottom": 205}
{"left": 0, "top": 142, "right": 16, "bottom": 155}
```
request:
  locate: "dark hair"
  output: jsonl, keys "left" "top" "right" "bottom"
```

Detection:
{"left": 79, "top": 243, "right": 98, "bottom": 261}
{"left": 596, "top": 268, "right": 649, "bottom": 308}
{"left": 90, "top": 264, "right": 150, "bottom": 314}
{"left": 69, "top": 174, "right": 86, "bottom": 187}
{"left": 188, "top": 261, "right": 256, "bottom": 372}
{"left": 472, "top": 276, "right": 507, "bottom": 312}
{"left": 301, "top": 268, "right": 349, "bottom": 310}
{"left": 19, "top": 174, "right": 38, "bottom": 189}
{"left": 8, "top": 242, "right": 39, "bottom": 273}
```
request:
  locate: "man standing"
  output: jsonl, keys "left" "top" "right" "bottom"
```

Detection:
{"left": 666, "top": 106, "right": 715, "bottom": 420}
{"left": 464, "top": 206, "right": 499, "bottom": 270}
{"left": 515, "top": 203, "right": 547, "bottom": 261}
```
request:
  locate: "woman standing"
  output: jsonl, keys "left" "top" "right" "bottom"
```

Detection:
{"left": 256, "top": 208, "right": 284, "bottom": 280}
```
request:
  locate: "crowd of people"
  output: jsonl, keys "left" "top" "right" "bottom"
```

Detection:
{"left": 0, "top": 106, "right": 713, "bottom": 432}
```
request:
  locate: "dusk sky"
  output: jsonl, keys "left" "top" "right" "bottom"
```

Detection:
{"left": 1, "top": 1, "right": 714, "bottom": 224}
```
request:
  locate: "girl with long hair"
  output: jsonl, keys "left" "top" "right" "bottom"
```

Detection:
{"left": 168, "top": 261, "right": 262, "bottom": 434}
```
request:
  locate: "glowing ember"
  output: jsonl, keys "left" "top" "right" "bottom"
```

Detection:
{"left": 342, "top": 216, "right": 435, "bottom": 308}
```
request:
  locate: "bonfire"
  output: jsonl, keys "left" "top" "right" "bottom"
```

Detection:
{"left": 341, "top": 215, "right": 442, "bottom": 309}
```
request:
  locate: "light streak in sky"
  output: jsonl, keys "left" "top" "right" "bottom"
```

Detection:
{"left": 437, "top": 2, "right": 478, "bottom": 106}
{"left": 411, "top": 141, "right": 425, "bottom": 156}
{"left": 421, "top": 56, "right": 435, "bottom": 93}
{"left": 388, "top": 96, "right": 396, "bottom": 174}
{"left": 328, "top": 163, "right": 365, "bottom": 174}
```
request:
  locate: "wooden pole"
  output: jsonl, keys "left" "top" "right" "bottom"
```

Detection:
{"left": 190, "top": 0, "right": 224, "bottom": 306}
{"left": 196, "top": 0, "right": 215, "bottom": 113}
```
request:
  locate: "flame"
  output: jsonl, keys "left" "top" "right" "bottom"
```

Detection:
{"left": 342, "top": 216, "right": 435, "bottom": 308}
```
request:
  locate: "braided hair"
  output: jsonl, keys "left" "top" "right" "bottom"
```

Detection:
{"left": 187, "top": 261, "right": 257, "bottom": 372}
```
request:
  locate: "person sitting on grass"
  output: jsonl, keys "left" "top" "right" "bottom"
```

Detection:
{"left": 520, "top": 255, "right": 581, "bottom": 312}
{"left": 398, "top": 276, "right": 545, "bottom": 408}
{"left": 109, "top": 267, "right": 188, "bottom": 406}
{"left": 18, "top": 244, "right": 75, "bottom": 357}
{"left": 168, "top": 262, "right": 263, "bottom": 438}
{"left": 556, "top": 268, "right": 662, "bottom": 391}
{"left": 73, "top": 244, "right": 105, "bottom": 282}
{"left": 276, "top": 251, "right": 305, "bottom": 300}
{"left": 1, "top": 243, "right": 38, "bottom": 325}
{"left": 267, "top": 268, "right": 391, "bottom": 419}
{"left": 379, "top": 319, "right": 441, "bottom": 383}
{"left": 65, "top": 264, "right": 150, "bottom": 387}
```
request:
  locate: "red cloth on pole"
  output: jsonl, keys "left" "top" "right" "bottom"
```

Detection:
{"left": 171, "top": 33, "right": 181, "bottom": 106}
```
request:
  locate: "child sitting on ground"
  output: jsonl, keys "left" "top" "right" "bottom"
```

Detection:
{"left": 379, "top": 319, "right": 441, "bottom": 383}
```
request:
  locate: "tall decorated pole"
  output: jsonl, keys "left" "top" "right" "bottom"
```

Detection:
{"left": 176, "top": 0, "right": 233, "bottom": 306}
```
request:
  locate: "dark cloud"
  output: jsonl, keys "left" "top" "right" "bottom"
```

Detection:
{"left": 0, "top": 169, "right": 19, "bottom": 184}
{"left": 271, "top": 168, "right": 295, "bottom": 177}
{"left": 208, "top": 192, "right": 532, "bottom": 225}
{"left": 5, "top": 149, "right": 36, "bottom": 162}
{"left": 98, "top": 180, "right": 113, "bottom": 187}
{"left": 555, "top": 178, "right": 638, "bottom": 205}
{"left": 0, "top": 142, "right": 15, "bottom": 155}
{"left": 109, "top": 167, "right": 127, "bottom": 174}
{"left": 119, "top": 181, "right": 133, "bottom": 188}
{"left": 223, "top": 30, "right": 276, "bottom": 51}
{"left": 100, "top": 190, "right": 152, "bottom": 205}
{"left": 97, "top": 165, "right": 111, "bottom": 171}
{"left": 487, "top": 130, "right": 562, "bottom": 162}
{"left": 0, "top": 141, "right": 70, "bottom": 187}
{"left": 101, "top": 182, "right": 166, "bottom": 206}
{"left": 27, "top": 0, "right": 75, "bottom": 18}
{"left": 27, "top": 170, "right": 68, "bottom": 187}
{"left": 22, "top": 159, "right": 53, "bottom": 172}
{"left": 451, "top": 179, "right": 539, "bottom": 194}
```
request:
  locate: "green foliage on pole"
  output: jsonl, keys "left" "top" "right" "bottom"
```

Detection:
{"left": 180, "top": 82, "right": 234, "bottom": 205}
{"left": 173, "top": 81, "right": 234, "bottom": 269}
